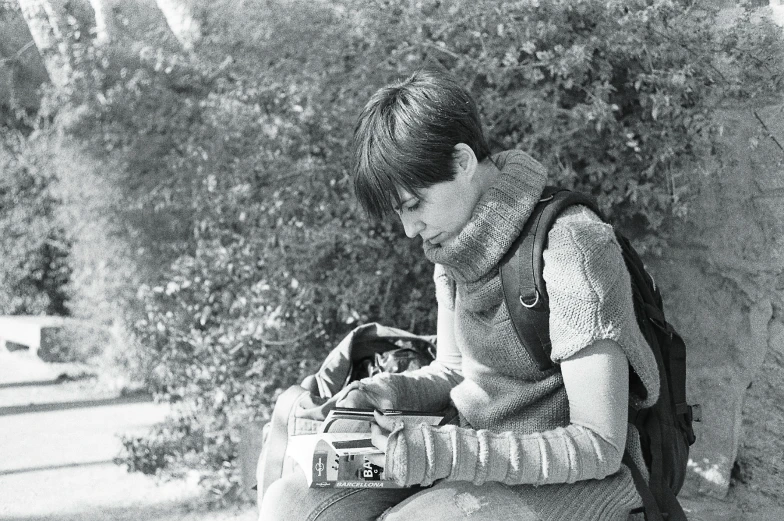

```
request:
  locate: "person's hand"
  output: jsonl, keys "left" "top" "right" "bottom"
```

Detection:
{"left": 290, "top": 392, "right": 330, "bottom": 421}
{"left": 294, "top": 380, "right": 395, "bottom": 421}
{"left": 370, "top": 410, "right": 400, "bottom": 452}
{"left": 335, "top": 383, "right": 395, "bottom": 410}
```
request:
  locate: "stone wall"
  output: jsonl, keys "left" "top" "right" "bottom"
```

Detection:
{"left": 647, "top": 102, "right": 784, "bottom": 501}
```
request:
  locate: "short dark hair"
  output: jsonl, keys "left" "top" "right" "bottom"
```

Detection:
{"left": 352, "top": 70, "right": 490, "bottom": 219}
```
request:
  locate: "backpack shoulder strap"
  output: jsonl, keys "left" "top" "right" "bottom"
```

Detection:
{"left": 499, "top": 187, "right": 602, "bottom": 371}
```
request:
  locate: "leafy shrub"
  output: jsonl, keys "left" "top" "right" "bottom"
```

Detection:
{"left": 38, "top": 323, "right": 113, "bottom": 363}
{"left": 46, "top": 0, "right": 781, "bottom": 503}
{"left": 0, "top": 127, "right": 72, "bottom": 316}
{"left": 350, "top": 0, "right": 782, "bottom": 247}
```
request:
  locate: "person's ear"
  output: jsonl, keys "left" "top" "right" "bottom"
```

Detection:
{"left": 453, "top": 143, "right": 478, "bottom": 180}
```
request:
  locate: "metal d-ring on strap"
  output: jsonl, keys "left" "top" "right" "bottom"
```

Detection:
{"left": 520, "top": 289, "right": 541, "bottom": 309}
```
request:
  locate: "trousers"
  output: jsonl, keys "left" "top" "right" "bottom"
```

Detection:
{"left": 258, "top": 469, "right": 540, "bottom": 521}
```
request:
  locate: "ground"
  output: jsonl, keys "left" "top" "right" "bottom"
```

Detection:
{"left": 0, "top": 350, "right": 258, "bottom": 521}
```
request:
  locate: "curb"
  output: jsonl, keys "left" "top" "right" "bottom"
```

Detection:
{"left": 0, "top": 392, "right": 154, "bottom": 416}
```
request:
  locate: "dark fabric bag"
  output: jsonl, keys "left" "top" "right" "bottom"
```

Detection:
{"left": 254, "top": 322, "right": 436, "bottom": 501}
{"left": 499, "top": 187, "right": 699, "bottom": 521}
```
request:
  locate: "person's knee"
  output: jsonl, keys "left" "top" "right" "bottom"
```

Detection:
{"left": 379, "top": 482, "right": 541, "bottom": 521}
{"left": 258, "top": 475, "right": 307, "bottom": 521}
{"left": 257, "top": 478, "right": 289, "bottom": 521}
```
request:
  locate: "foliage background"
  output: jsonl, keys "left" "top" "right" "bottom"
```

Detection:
{"left": 1, "top": 0, "right": 782, "bottom": 505}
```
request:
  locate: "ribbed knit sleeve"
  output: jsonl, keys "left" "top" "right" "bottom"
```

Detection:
{"left": 352, "top": 361, "right": 463, "bottom": 413}
{"left": 385, "top": 421, "right": 624, "bottom": 487}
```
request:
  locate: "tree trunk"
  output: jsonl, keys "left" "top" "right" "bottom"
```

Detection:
{"left": 87, "top": 0, "right": 114, "bottom": 45}
{"left": 154, "top": 0, "right": 201, "bottom": 52}
{"left": 16, "top": 0, "right": 71, "bottom": 88}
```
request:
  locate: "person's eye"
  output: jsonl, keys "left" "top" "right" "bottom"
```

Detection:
{"left": 404, "top": 200, "right": 421, "bottom": 213}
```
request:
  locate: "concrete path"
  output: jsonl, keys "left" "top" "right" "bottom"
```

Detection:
{"left": 0, "top": 351, "right": 257, "bottom": 521}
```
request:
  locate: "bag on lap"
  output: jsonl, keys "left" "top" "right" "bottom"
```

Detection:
{"left": 254, "top": 322, "right": 436, "bottom": 501}
{"left": 499, "top": 187, "right": 700, "bottom": 521}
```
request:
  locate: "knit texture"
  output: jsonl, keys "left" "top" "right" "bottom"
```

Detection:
{"left": 383, "top": 150, "right": 660, "bottom": 521}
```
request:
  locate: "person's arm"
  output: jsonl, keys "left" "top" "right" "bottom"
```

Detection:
{"left": 337, "top": 297, "right": 463, "bottom": 412}
{"left": 376, "top": 339, "right": 627, "bottom": 486}
{"left": 375, "top": 212, "right": 646, "bottom": 487}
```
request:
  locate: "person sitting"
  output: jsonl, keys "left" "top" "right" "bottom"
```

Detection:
{"left": 258, "top": 69, "right": 659, "bottom": 521}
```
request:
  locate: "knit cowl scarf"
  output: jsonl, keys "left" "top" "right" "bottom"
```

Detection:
{"left": 423, "top": 149, "right": 548, "bottom": 304}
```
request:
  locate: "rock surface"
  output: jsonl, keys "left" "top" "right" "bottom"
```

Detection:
{"left": 648, "top": 101, "right": 784, "bottom": 502}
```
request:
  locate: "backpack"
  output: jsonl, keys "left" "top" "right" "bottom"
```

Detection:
{"left": 254, "top": 322, "right": 436, "bottom": 502}
{"left": 499, "top": 187, "right": 699, "bottom": 521}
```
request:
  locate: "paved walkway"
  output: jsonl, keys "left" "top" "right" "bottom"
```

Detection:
{"left": 0, "top": 351, "right": 257, "bottom": 521}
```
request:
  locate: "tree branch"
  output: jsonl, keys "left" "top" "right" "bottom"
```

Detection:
{"left": 753, "top": 110, "right": 784, "bottom": 155}
{"left": 0, "top": 40, "right": 36, "bottom": 65}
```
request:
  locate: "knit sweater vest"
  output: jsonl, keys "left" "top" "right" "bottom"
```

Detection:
{"left": 384, "top": 150, "right": 660, "bottom": 521}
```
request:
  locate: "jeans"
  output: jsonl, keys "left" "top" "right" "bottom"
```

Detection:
{"left": 258, "top": 470, "right": 540, "bottom": 521}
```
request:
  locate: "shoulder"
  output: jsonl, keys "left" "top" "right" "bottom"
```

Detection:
{"left": 543, "top": 205, "right": 623, "bottom": 293}
{"left": 547, "top": 204, "right": 616, "bottom": 252}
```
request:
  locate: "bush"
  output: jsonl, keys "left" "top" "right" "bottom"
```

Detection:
{"left": 55, "top": 0, "right": 780, "bottom": 503}
{"left": 38, "top": 323, "right": 114, "bottom": 363}
{"left": 351, "top": 0, "right": 782, "bottom": 247}
{"left": 0, "top": 127, "right": 72, "bottom": 316}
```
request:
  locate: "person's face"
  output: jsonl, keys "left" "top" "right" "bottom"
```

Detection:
{"left": 394, "top": 144, "right": 480, "bottom": 247}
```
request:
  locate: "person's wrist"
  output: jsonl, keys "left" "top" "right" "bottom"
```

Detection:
{"left": 386, "top": 423, "right": 430, "bottom": 486}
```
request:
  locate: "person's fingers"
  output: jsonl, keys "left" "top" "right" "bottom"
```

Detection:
{"left": 296, "top": 393, "right": 339, "bottom": 420}
{"left": 298, "top": 380, "right": 398, "bottom": 420}
{"left": 299, "top": 384, "right": 377, "bottom": 420}
{"left": 373, "top": 410, "right": 399, "bottom": 432}
{"left": 295, "top": 402, "right": 329, "bottom": 420}
{"left": 298, "top": 394, "right": 325, "bottom": 409}
{"left": 370, "top": 422, "right": 389, "bottom": 452}
{"left": 336, "top": 388, "right": 376, "bottom": 409}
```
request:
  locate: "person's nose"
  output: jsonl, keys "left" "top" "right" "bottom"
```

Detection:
{"left": 400, "top": 213, "right": 425, "bottom": 239}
